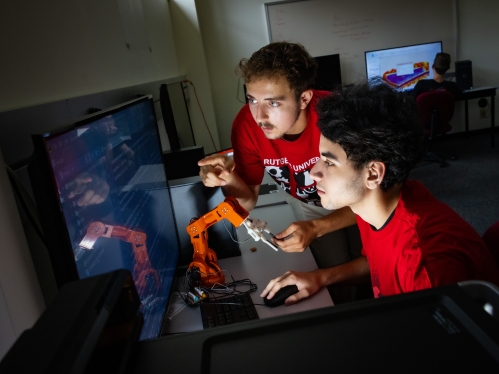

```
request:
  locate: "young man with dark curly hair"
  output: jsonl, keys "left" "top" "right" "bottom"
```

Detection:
{"left": 261, "top": 80, "right": 499, "bottom": 305}
{"left": 198, "top": 42, "right": 363, "bottom": 303}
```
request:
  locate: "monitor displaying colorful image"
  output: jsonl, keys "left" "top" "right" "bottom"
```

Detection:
{"left": 365, "top": 41, "right": 442, "bottom": 91}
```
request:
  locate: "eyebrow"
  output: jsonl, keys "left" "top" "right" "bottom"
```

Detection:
{"left": 321, "top": 151, "right": 339, "bottom": 161}
{"left": 246, "top": 94, "right": 286, "bottom": 101}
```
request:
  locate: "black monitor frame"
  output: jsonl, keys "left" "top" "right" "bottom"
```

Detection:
{"left": 28, "top": 95, "right": 181, "bottom": 339}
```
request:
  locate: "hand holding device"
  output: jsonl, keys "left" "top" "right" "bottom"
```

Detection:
{"left": 272, "top": 220, "right": 318, "bottom": 252}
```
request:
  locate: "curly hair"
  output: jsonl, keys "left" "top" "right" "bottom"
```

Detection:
{"left": 316, "top": 80, "right": 424, "bottom": 191}
{"left": 236, "top": 42, "right": 317, "bottom": 100}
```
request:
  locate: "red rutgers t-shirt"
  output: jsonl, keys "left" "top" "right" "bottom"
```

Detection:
{"left": 231, "top": 90, "right": 330, "bottom": 206}
{"left": 358, "top": 180, "right": 499, "bottom": 297}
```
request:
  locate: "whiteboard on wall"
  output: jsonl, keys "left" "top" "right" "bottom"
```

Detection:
{"left": 265, "top": 0, "right": 455, "bottom": 84}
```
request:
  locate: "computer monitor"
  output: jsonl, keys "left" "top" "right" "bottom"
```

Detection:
{"left": 159, "top": 83, "right": 181, "bottom": 150}
{"left": 0, "top": 269, "right": 142, "bottom": 374}
{"left": 313, "top": 54, "right": 342, "bottom": 91}
{"left": 365, "top": 41, "right": 443, "bottom": 91}
{"left": 28, "top": 95, "right": 180, "bottom": 340}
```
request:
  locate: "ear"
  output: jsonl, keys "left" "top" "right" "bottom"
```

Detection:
{"left": 365, "top": 161, "right": 386, "bottom": 190}
{"left": 299, "top": 90, "right": 313, "bottom": 110}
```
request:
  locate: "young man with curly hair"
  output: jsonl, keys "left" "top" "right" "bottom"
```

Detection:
{"left": 262, "top": 80, "right": 499, "bottom": 305}
{"left": 198, "top": 42, "right": 363, "bottom": 303}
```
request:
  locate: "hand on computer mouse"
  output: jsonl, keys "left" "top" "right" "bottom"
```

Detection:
{"left": 263, "top": 285, "right": 299, "bottom": 307}
{"left": 260, "top": 270, "right": 325, "bottom": 306}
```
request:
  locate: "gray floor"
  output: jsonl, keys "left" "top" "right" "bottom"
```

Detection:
{"left": 409, "top": 131, "right": 499, "bottom": 236}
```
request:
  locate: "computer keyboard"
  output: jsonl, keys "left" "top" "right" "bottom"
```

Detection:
{"left": 200, "top": 293, "right": 259, "bottom": 329}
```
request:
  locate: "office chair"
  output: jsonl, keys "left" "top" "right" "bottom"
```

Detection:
{"left": 416, "top": 89, "right": 455, "bottom": 167}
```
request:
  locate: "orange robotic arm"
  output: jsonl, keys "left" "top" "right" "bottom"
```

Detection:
{"left": 186, "top": 196, "right": 249, "bottom": 287}
{"left": 79, "top": 222, "right": 160, "bottom": 296}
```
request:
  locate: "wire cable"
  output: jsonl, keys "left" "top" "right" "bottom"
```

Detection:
{"left": 183, "top": 79, "right": 218, "bottom": 152}
{"left": 222, "top": 219, "right": 251, "bottom": 244}
{"left": 184, "top": 267, "right": 257, "bottom": 300}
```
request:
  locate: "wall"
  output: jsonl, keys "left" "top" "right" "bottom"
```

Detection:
{"left": 0, "top": 0, "right": 223, "bottom": 163}
{"left": 169, "top": 0, "right": 220, "bottom": 153}
{"left": 195, "top": 0, "right": 271, "bottom": 150}
{"left": 265, "top": 0, "right": 455, "bottom": 84}
{"left": 0, "top": 0, "right": 180, "bottom": 112}
{"left": 195, "top": 0, "right": 499, "bottom": 148}
{"left": 456, "top": 0, "right": 499, "bottom": 130}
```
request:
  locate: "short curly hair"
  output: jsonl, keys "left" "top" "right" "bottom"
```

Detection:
{"left": 236, "top": 42, "right": 317, "bottom": 100}
{"left": 316, "top": 80, "right": 424, "bottom": 191}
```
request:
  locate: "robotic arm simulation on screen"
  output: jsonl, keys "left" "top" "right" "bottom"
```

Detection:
{"left": 186, "top": 196, "right": 279, "bottom": 287}
{"left": 79, "top": 222, "right": 160, "bottom": 297}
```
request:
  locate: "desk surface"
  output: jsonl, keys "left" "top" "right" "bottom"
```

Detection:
{"left": 462, "top": 86, "right": 497, "bottom": 93}
{"left": 162, "top": 203, "right": 333, "bottom": 333}
{"left": 460, "top": 86, "right": 497, "bottom": 100}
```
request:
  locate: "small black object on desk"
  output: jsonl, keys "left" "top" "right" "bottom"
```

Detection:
{"left": 264, "top": 285, "right": 299, "bottom": 307}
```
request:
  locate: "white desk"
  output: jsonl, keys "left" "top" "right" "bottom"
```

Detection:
{"left": 162, "top": 203, "right": 333, "bottom": 333}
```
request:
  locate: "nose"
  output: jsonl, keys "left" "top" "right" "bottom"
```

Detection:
{"left": 310, "top": 162, "right": 323, "bottom": 182}
{"left": 252, "top": 103, "right": 268, "bottom": 123}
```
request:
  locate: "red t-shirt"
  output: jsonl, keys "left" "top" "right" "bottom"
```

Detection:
{"left": 358, "top": 180, "right": 499, "bottom": 297}
{"left": 231, "top": 90, "right": 330, "bottom": 205}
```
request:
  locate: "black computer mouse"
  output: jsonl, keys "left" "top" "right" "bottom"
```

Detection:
{"left": 263, "top": 285, "right": 299, "bottom": 307}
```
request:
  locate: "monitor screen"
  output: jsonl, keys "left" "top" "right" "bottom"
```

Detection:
{"left": 313, "top": 54, "right": 342, "bottom": 91}
{"left": 28, "top": 95, "right": 180, "bottom": 340}
{"left": 365, "top": 41, "right": 442, "bottom": 91}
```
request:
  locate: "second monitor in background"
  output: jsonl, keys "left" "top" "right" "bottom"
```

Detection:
{"left": 365, "top": 41, "right": 443, "bottom": 91}
{"left": 313, "top": 54, "right": 342, "bottom": 92}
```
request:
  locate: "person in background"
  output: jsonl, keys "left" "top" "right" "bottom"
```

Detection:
{"left": 198, "top": 42, "right": 367, "bottom": 303}
{"left": 262, "top": 80, "right": 499, "bottom": 305}
{"left": 413, "top": 52, "right": 461, "bottom": 100}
